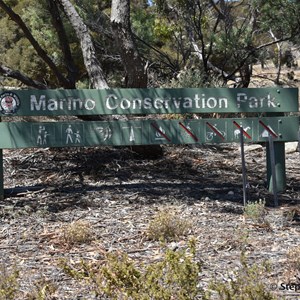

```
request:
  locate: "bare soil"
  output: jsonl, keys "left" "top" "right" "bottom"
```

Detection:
{"left": 1, "top": 143, "right": 300, "bottom": 299}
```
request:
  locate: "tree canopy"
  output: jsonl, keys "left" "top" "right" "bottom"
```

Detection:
{"left": 0, "top": 0, "right": 299, "bottom": 89}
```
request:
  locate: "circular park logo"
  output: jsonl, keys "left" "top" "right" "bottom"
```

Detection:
{"left": 0, "top": 92, "right": 20, "bottom": 115}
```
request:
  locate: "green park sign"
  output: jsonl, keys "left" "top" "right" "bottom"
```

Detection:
{"left": 0, "top": 117, "right": 298, "bottom": 149}
{"left": 0, "top": 87, "right": 299, "bottom": 200}
{"left": 0, "top": 87, "right": 298, "bottom": 116}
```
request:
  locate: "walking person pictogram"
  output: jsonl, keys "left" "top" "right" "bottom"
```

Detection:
{"left": 37, "top": 125, "right": 46, "bottom": 145}
{"left": 66, "top": 125, "right": 73, "bottom": 144}
{"left": 43, "top": 131, "right": 50, "bottom": 145}
{"left": 74, "top": 130, "right": 81, "bottom": 143}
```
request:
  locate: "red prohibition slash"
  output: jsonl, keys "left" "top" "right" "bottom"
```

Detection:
{"left": 233, "top": 121, "right": 252, "bottom": 140}
{"left": 206, "top": 122, "right": 225, "bottom": 140}
{"left": 151, "top": 122, "right": 171, "bottom": 142}
{"left": 179, "top": 122, "right": 199, "bottom": 142}
{"left": 259, "top": 120, "right": 278, "bottom": 138}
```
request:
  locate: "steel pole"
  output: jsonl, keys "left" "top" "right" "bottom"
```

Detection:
{"left": 0, "top": 149, "right": 3, "bottom": 201}
{"left": 266, "top": 141, "right": 285, "bottom": 193}
{"left": 240, "top": 126, "right": 248, "bottom": 206}
{"left": 268, "top": 135, "right": 279, "bottom": 206}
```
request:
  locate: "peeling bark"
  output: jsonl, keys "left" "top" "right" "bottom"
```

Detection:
{"left": 58, "top": 0, "right": 109, "bottom": 89}
{"left": 111, "top": 0, "right": 147, "bottom": 88}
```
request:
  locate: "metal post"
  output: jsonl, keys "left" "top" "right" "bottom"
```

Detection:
{"left": 268, "top": 135, "right": 279, "bottom": 206}
{"left": 266, "top": 140, "right": 285, "bottom": 194}
{"left": 265, "top": 113, "right": 286, "bottom": 193}
{"left": 240, "top": 126, "right": 248, "bottom": 206}
{"left": 0, "top": 115, "right": 3, "bottom": 200}
{"left": 298, "top": 129, "right": 300, "bottom": 158}
{"left": 0, "top": 149, "right": 3, "bottom": 201}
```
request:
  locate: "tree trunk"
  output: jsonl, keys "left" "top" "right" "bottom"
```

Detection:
{"left": 58, "top": 0, "right": 109, "bottom": 89}
{"left": 110, "top": 0, "right": 162, "bottom": 158}
{"left": 111, "top": 0, "right": 147, "bottom": 88}
{"left": 47, "top": 0, "right": 78, "bottom": 87}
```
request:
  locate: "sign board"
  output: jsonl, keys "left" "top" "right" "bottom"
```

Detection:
{"left": 0, "top": 117, "right": 298, "bottom": 149}
{"left": 0, "top": 87, "right": 298, "bottom": 116}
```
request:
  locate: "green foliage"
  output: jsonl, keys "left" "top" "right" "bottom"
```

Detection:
{"left": 60, "top": 241, "right": 279, "bottom": 300}
{"left": 0, "top": 264, "right": 20, "bottom": 300}
{"left": 287, "top": 246, "right": 300, "bottom": 272}
{"left": 146, "top": 207, "right": 193, "bottom": 241}
{"left": 168, "top": 66, "right": 224, "bottom": 88}
{"left": 131, "top": 7, "right": 156, "bottom": 44}
{"left": 25, "top": 277, "right": 58, "bottom": 300}
{"left": 0, "top": 0, "right": 56, "bottom": 84}
{"left": 210, "top": 253, "right": 277, "bottom": 300}
{"left": 244, "top": 199, "right": 267, "bottom": 224}
{"left": 60, "top": 239, "right": 204, "bottom": 300}
{"left": 94, "top": 252, "right": 143, "bottom": 299}
{"left": 153, "top": 18, "right": 174, "bottom": 43}
{"left": 254, "top": 0, "right": 300, "bottom": 38}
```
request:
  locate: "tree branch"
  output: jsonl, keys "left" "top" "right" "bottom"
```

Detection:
{"left": 58, "top": 0, "right": 109, "bottom": 89}
{"left": 0, "top": 65, "right": 48, "bottom": 89}
{"left": 225, "top": 36, "right": 293, "bottom": 81}
{"left": 46, "top": 0, "right": 78, "bottom": 87}
{"left": 0, "top": 0, "right": 71, "bottom": 88}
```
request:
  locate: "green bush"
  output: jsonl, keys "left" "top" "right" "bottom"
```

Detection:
{"left": 244, "top": 199, "right": 267, "bottom": 224}
{"left": 209, "top": 253, "right": 277, "bottom": 300}
{"left": 60, "top": 239, "right": 204, "bottom": 300}
{"left": 0, "top": 264, "right": 19, "bottom": 300}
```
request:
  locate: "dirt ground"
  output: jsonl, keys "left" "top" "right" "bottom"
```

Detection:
{"left": 1, "top": 143, "right": 300, "bottom": 299}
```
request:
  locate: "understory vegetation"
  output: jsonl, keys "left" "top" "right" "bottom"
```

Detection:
{"left": 1, "top": 204, "right": 296, "bottom": 299}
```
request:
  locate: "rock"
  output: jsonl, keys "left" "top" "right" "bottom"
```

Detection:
{"left": 285, "top": 142, "right": 298, "bottom": 154}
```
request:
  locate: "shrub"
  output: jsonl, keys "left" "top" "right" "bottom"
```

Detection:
{"left": 25, "top": 278, "right": 58, "bottom": 300}
{"left": 209, "top": 253, "right": 277, "bottom": 300}
{"left": 0, "top": 263, "right": 19, "bottom": 300}
{"left": 244, "top": 199, "right": 267, "bottom": 224}
{"left": 61, "top": 220, "right": 93, "bottom": 248}
{"left": 286, "top": 245, "right": 300, "bottom": 282}
{"left": 146, "top": 207, "right": 192, "bottom": 242}
{"left": 60, "top": 239, "right": 204, "bottom": 300}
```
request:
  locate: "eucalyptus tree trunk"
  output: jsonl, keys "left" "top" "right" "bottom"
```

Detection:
{"left": 111, "top": 0, "right": 147, "bottom": 88}
{"left": 47, "top": 0, "right": 78, "bottom": 87}
{"left": 110, "top": 0, "right": 162, "bottom": 158}
{"left": 58, "top": 0, "right": 109, "bottom": 89}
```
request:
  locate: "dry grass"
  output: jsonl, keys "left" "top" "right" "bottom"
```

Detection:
{"left": 146, "top": 207, "right": 193, "bottom": 242}
{"left": 60, "top": 220, "right": 94, "bottom": 248}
